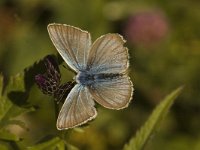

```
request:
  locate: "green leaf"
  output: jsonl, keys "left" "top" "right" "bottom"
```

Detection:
{"left": 0, "top": 73, "right": 35, "bottom": 143}
{"left": 6, "top": 74, "right": 25, "bottom": 93}
{"left": 27, "top": 137, "right": 65, "bottom": 150}
{"left": 66, "top": 143, "right": 79, "bottom": 150}
{"left": 0, "top": 129, "right": 20, "bottom": 141}
{"left": 0, "top": 144, "right": 10, "bottom": 150}
{"left": 1, "top": 105, "right": 35, "bottom": 122}
{"left": 1, "top": 120, "right": 27, "bottom": 130}
{"left": 0, "top": 74, "right": 25, "bottom": 121}
{"left": 123, "top": 86, "right": 183, "bottom": 150}
{"left": 73, "top": 127, "right": 85, "bottom": 133}
{"left": 0, "top": 141, "right": 13, "bottom": 150}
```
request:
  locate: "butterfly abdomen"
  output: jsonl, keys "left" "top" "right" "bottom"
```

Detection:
{"left": 96, "top": 73, "right": 122, "bottom": 80}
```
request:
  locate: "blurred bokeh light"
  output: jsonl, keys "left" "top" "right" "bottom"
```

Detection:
{"left": 123, "top": 10, "right": 169, "bottom": 47}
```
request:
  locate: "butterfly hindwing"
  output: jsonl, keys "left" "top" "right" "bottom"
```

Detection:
{"left": 57, "top": 84, "right": 97, "bottom": 130}
{"left": 89, "top": 75, "right": 133, "bottom": 109}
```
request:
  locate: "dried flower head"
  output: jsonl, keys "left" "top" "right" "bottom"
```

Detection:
{"left": 35, "top": 55, "right": 74, "bottom": 103}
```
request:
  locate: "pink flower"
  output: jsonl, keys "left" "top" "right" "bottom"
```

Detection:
{"left": 124, "top": 11, "right": 169, "bottom": 47}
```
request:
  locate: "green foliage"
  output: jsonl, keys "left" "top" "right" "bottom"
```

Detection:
{"left": 27, "top": 137, "right": 65, "bottom": 150}
{"left": 0, "top": 0, "right": 200, "bottom": 149}
{"left": 0, "top": 129, "right": 20, "bottom": 141}
{"left": 123, "top": 87, "right": 183, "bottom": 150}
{"left": 0, "top": 74, "right": 35, "bottom": 142}
{"left": 27, "top": 136, "right": 79, "bottom": 150}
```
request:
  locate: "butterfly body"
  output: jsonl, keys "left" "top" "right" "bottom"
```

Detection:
{"left": 76, "top": 71, "right": 122, "bottom": 86}
{"left": 47, "top": 23, "right": 134, "bottom": 130}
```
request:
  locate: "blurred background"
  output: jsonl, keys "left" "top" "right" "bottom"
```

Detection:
{"left": 0, "top": 0, "right": 200, "bottom": 149}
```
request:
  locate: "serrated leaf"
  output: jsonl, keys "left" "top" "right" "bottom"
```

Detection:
{"left": 123, "top": 86, "right": 183, "bottom": 150}
{"left": 0, "top": 129, "right": 20, "bottom": 141}
{"left": 0, "top": 96, "right": 10, "bottom": 121}
{"left": 0, "top": 74, "right": 34, "bottom": 131}
{"left": 27, "top": 137, "right": 65, "bottom": 150}
{"left": 0, "top": 74, "right": 12, "bottom": 121}
{"left": 0, "top": 102, "right": 35, "bottom": 129}
{"left": 6, "top": 74, "right": 25, "bottom": 93}
{"left": 0, "top": 74, "right": 25, "bottom": 121}
{"left": 2, "top": 105, "right": 35, "bottom": 121}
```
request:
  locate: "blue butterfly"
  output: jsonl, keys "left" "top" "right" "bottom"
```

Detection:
{"left": 47, "top": 24, "right": 133, "bottom": 130}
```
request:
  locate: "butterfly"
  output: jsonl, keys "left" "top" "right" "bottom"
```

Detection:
{"left": 47, "top": 23, "right": 134, "bottom": 130}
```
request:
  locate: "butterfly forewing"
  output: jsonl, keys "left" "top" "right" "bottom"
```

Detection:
{"left": 87, "top": 34, "right": 129, "bottom": 74}
{"left": 47, "top": 24, "right": 92, "bottom": 72}
{"left": 57, "top": 84, "right": 97, "bottom": 130}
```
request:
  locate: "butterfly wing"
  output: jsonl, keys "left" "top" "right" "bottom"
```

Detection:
{"left": 57, "top": 84, "right": 97, "bottom": 130}
{"left": 88, "top": 75, "right": 133, "bottom": 109}
{"left": 87, "top": 33, "right": 129, "bottom": 74}
{"left": 87, "top": 34, "right": 133, "bottom": 109}
{"left": 48, "top": 24, "right": 92, "bottom": 72}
